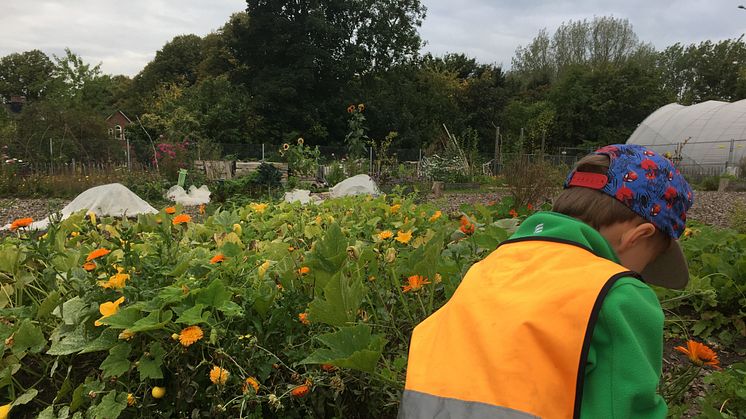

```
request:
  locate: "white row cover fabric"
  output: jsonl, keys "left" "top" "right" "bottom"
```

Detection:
{"left": 627, "top": 99, "right": 746, "bottom": 166}
{"left": 2, "top": 183, "right": 158, "bottom": 231}
{"left": 166, "top": 185, "right": 211, "bottom": 206}
{"left": 329, "top": 174, "right": 380, "bottom": 198}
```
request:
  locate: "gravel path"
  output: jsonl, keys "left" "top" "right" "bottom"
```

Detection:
{"left": 1, "top": 190, "right": 744, "bottom": 229}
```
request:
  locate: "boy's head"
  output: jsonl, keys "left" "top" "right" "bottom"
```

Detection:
{"left": 553, "top": 144, "right": 694, "bottom": 289}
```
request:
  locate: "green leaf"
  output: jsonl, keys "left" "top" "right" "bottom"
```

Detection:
{"left": 138, "top": 342, "right": 165, "bottom": 380}
{"left": 406, "top": 231, "right": 444, "bottom": 281}
{"left": 12, "top": 319, "right": 46, "bottom": 355}
{"left": 308, "top": 272, "right": 364, "bottom": 327}
{"left": 11, "top": 388, "right": 38, "bottom": 407}
{"left": 80, "top": 328, "right": 118, "bottom": 354}
{"left": 52, "top": 296, "right": 91, "bottom": 325}
{"left": 195, "top": 279, "right": 231, "bottom": 308}
{"left": 300, "top": 324, "right": 387, "bottom": 373}
{"left": 305, "top": 223, "right": 348, "bottom": 291}
{"left": 37, "top": 291, "right": 61, "bottom": 319}
{"left": 38, "top": 406, "right": 56, "bottom": 419}
{"left": 128, "top": 309, "right": 173, "bottom": 332}
{"left": 88, "top": 391, "right": 127, "bottom": 419}
{"left": 99, "top": 343, "right": 131, "bottom": 378}
{"left": 47, "top": 323, "right": 90, "bottom": 356}
{"left": 174, "top": 304, "right": 209, "bottom": 324}
{"left": 96, "top": 306, "right": 141, "bottom": 329}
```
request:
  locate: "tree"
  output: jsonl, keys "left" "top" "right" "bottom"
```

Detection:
{"left": 0, "top": 50, "right": 56, "bottom": 101}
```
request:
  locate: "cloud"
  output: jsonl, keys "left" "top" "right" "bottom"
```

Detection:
{"left": 1, "top": 0, "right": 744, "bottom": 75}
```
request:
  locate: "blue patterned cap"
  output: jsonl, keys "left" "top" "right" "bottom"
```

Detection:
{"left": 564, "top": 144, "right": 694, "bottom": 239}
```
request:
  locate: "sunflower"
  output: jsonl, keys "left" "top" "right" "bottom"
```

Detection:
{"left": 428, "top": 211, "right": 442, "bottom": 222}
{"left": 291, "top": 384, "right": 310, "bottom": 398}
{"left": 243, "top": 377, "right": 260, "bottom": 393}
{"left": 395, "top": 230, "right": 413, "bottom": 244}
{"left": 209, "top": 366, "right": 230, "bottom": 385}
{"left": 297, "top": 137, "right": 304, "bottom": 145}
{"left": 674, "top": 340, "right": 721, "bottom": 369}
{"left": 347, "top": 105, "right": 356, "bottom": 114}
{"left": 10, "top": 217, "right": 33, "bottom": 231}
{"left": 165, "top": 207, "right": 176, "bottom": 214}
{"left": 179, "top": 325, "right": 204, "bottom": 347}
{"left": 402, "top": 275, "right": 431, "bottom": 293}
{"left": 210, "top": 254, "right": 226, "bottom": 264}
{"left": 358, "top": 103, "right": 365, "bottom": 112}
{"left": 282, "top": 143, "right": 290, "bottom": 151}
{"left": 86, "top": 248, "right": 110, "bottom": 262}
{"left": 172, "top": 214, "right": 191, "bottom": 225}
{"left": 95, "top": 296, "right": 125, "bottom": 326}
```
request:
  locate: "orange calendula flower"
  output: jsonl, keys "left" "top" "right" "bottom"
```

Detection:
{"left": 674, "top": 340, "right": 721, "bottom": 369}
{"left": 165, "top": 207, "right": 176, "bottom": 214}
{"left": 321, "top": 364, "right": 337, "bottom": 372}
{"left": 509, "top": 209, "right": 519, "bottom": 218}
{"left": 402, "top": 275, "right": 431, "bottom": 293}
{"left": 291, "top": 384, "right": 310, "bottom": 398}
{"left": 243, "top": 377, "right": 260, "bottom": 393}
{"left": 82, "top": 262, "right": 97, "bottom": 271}
{"left": 209, "top": 366, "right": 230, "bottom": 385}
{"left": 298, "top": 312, "right": 310, "bottom": 325}
{"left": 86, "top": 248, "right": 110, "bottom": 262}
{"left": 389, "top": 204, "right": 401, "bottom": 214}
{"left": 459, "top": 216, "right": 475, "bottom": 235}
{"left": 10, "top": 217, "right": 33, "bottom": 231}
{"left": 95, "top": 296, "right": 125, "bottom": 326}
{"left": 210, "top": 254, "right": 226, "bottom": 264}
{"left": 395, "top": 230, "right": 413, "bottom": 244}
{"left": 428, "top": 211, "right": 442, "bottom": 222}
{"left": 172, "top": 214, "right": 191, "bottom": 225}
{"left": 378, "top": 230, "right": 393, "bottom": 240}
{"left": 179, "top": 325, "right": 204, "bottom": 347}
{"left": 298, "top": 266, "right": 310, "bottom": 275}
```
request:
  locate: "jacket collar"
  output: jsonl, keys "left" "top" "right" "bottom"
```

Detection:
{"left": 508, "top": 212, "right": 620, "bottom": 263}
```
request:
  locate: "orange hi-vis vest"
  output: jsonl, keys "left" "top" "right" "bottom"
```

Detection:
{"left": 400, "top": 238, "right": 640, "bottom": 419}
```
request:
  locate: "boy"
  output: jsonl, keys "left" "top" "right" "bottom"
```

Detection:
{"left": 399, "top": 144, "right": 693, "bottom": 419}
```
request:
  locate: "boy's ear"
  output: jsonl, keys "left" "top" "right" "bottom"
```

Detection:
{"left": 619, "top": 222, "right": 657, "bottom": 250}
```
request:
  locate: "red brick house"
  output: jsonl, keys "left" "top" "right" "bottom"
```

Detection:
{"left": 105, "top": 110, "right": 133, "bottom": 141}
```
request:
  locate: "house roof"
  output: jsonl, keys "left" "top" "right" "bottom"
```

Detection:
{"left": 105, "top": 110, "right": 133, "bottom": 124}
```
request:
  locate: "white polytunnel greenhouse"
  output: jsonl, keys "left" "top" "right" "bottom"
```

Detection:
{"left": 626, "top": 99, "right": 746, "bottom": 176}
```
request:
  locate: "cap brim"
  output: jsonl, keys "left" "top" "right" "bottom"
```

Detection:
{"left": 641, "top": 240, "right": 689, "bottom": 289}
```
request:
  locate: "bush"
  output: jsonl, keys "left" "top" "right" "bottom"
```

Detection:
{"left": 504, "top": 157, "right": 565, "bottom": 208}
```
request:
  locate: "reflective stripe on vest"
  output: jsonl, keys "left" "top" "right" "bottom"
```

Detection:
{"left": 401, "top": 238, "right": 640, "bottom": 419}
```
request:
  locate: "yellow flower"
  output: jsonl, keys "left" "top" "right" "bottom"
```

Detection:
{"left": 199, "top": 204, "right": 206, "bottom": 215}
{"left": 88, "top": 211, "right": 97, "bottom": 225}
{"left": 232, "top": 223, "right": 242, "bottom": 235}
{"left": 179, "top": 325, "right": 204, "bottom": 347}
{"left": 209, "top": 365, "right": 230, "bottom": 385}
{"left": 429, "top": 211, "right": 442, "bottom": 222}
{"left": 95, "top": 296, "right": 125, "bottom": 326}
{"left": 250, "top": 203, "right": 268, "bottom": 214}
{"left": 258, "top": 260, "right": 271, "bottom": 279}
{"left": 243, "top": 377, "right": 260, "bottom": 393}
{"left": 70, "top": 231, "right": 80, "bottom": 237}
{"left": 0, "top": 403, "right": 11, "bottom": 419}
{"left": 389, "top": 204, "right": 401, "bottom": 214}
{"left": 98, "top": 271, "right": 129, "bottom": 290}
{"left": 395, "top": 230, "right": 413, "bottom": 244}
{"left": 378, "top": 230, "right": 393, "bottom": 240}
{"left": 127, "top": 393, "right": 137, "bottom": 406}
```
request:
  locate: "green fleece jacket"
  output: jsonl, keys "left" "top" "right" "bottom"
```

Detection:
{"left": 510, "top": 212, "right": 668, "bottom": 419}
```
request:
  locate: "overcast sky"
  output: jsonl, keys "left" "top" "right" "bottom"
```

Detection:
{"left": 1, "top": 0, "right": 745, "bottom": 76}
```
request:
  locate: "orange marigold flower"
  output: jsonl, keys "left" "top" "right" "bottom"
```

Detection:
{"left": 402, "top": 275, "right": 431, "bottom": 293}
{"left": 165, "top": 207, "right": 176, "bottom": 214}
{"left": 243, "top": 377, "right": 260, "bottom": 393}
{"left": 378, "top": 230, "right": 393, "bottom": 240}
{"left": 86, "top": 248, "right": 110, "bottom": 262}
{"left": 459, "top": 216, "right": 475, "bottom": 235}
{"left": 179, "top": 325, "right": 204, "bottom": 347}
{"left": 298, "top": 312, "right": 310, "bottom": 325}
{"left": 172, "top": 214, "right": 191, "bottom": 225}
{"left": 509, "top": 209, "right": 519, "bottom": 218}
{"left": 209, "top": 365, "right": 230, "bottom": 385}
{"left": 10, "top": 217, "right": 33, "bottom": 231}
{"left": 82, "top": 262, "right": 97, "bottom": 271}
{"left": 291, "top": 384, "right": 310, "bottom": 398}
{"left": 210, "top": 254, "right": 226, "bottom": 264}
{"left": 395, "top": 230, "right": 413, "bottom": 244}
{"left": 674, "top": 340, "right": 721, "bottom": 369}
{"left": 428, "top": 211, "right": 442, "bottom": 222}
{"left": 298, "top": 266, "right": 310, "bottom": 275}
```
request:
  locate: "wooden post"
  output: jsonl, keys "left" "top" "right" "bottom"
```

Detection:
{"left": 492, "top": 124, "right": 500, "bottom": 175}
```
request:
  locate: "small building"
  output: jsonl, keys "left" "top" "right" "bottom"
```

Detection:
{"left": 105, "top": 110, "right": 133, "bottom": 141}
